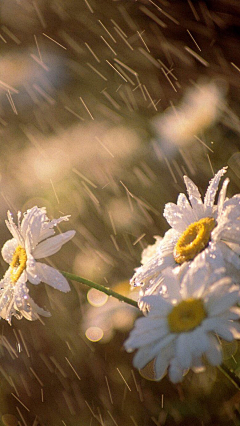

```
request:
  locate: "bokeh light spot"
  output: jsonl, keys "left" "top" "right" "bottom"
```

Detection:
{"left": 87, "top": 288, "right": 108, "bottom": 307}
{"left": 85, "top": 326, "right": 104, "bottom": 342}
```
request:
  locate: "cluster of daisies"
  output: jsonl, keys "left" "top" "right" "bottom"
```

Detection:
{"left": 2, "top": 167, "right": 240, "bottom": 385}
{"left": 0, "top": 206, "right": 75, "bottom": 323}
{"left": 125, "top": 168, "right": 240, "bottom": 383}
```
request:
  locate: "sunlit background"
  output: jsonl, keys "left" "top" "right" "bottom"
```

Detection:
{"left": 1, "top": 0, "right": 240, "bottom": 424}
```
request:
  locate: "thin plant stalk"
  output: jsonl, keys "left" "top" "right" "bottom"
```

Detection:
{"left": 61, "top": 271, "right": 138, "bottom": 308}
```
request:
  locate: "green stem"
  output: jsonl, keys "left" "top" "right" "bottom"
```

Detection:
{"left": 61, "top": 271, "right": 139, "bottom": 309}
{"left": 218, "top": 364, "right": 240, "bottom": 390}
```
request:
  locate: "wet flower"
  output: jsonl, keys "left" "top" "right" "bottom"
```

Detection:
{"left": 131, "top": 167, "right": 240, "bottom": 300}
{"left": 0, "top": 206, "right": 75, "bottom": 322}
{"left": 125, "top": 267, "right": 240, "bottom": 383}
{"left": 0, "top": 270, "right": 50, "bottom": 323}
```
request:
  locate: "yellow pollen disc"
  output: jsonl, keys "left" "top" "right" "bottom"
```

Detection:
{"left": 168, "top": 298, "right": 207, "bottom": 333}
{"left": 10, "top": 246, "right": 27, "bottom": 283}
{"left": 174, "top": 217, "right": 216, "bottom": 264}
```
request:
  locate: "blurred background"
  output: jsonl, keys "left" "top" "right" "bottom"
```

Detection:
{"left": 1, "top": 0, "right": 240, "bottom": 424}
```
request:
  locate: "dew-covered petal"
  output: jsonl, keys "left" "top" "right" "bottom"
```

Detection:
{"left": 130, "top": 251, "right": 176, "bottom": 289}
{"left": 35, "top": 262, "right": 71, "bottom": 292}
{"left": 20, "top": 298, "right": 51, "bottom": 321}
{"left": 204, "top": 168, "right": 227, "bottom": 214}
{"left": 141, "top": 237, "right": 162, "bottom": 265}
{"left": 217, "top": 178, "right": 229, "bottom": 215}
{"left": 33, "top": 230, "right": 76, "bottom": 259}
{"left": 163, "top": 203, "right": 186, "bottom": 232}
{"left": 21, "top": 206, "right": 45, "bottom": 250}
{"left": 1, "top": 238, "right": 18, "bottom": 264}
{"left": 38, "top": 215, "right": 71, "bottom": 243}
{"left": 5, "top": 211, "right": 24, "bottom": 246}
{"left": 176, "top": 193, "right": 196, "bottom": 225}
{"left": 183, "top": 175, "right": 204, "bottom": 213}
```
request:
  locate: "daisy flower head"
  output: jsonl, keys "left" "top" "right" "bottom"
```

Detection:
{"left": 0, "top": 206, "right": 75, "bottom": 322}
{"left": 131, "top": 167, "right": 240, "bottom": 300}
{"left": 125, "top": 266, "right": 240, "bottom": 384}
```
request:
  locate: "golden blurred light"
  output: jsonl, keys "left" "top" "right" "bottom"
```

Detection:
{"left": 87, "top": 288, "right": 108, "bottom": 307}
{"left": 85, "top": 326, "right": 104, "bottom": 342}
{"left": 73, "top": 250, "right": 111, "bottom": 281}
{"left": 107, "top": 198, "right": 133, "bottom": 231}
{"left": 33, "top": 148, "right": 70, "bottom": 183}
{"left": 102, "top": 126, "right": 140, "bottom": 159}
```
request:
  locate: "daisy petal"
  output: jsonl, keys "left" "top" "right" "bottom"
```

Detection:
{"left": 35, "top": 262, "right": 70, "bottom": 292}
{"left": 33, "top": 230, "right": 76, "bottom": 259}
{"left": 176, "top": 333, "right": 192, "bottom": 369}
{"left": 204, "top": 167, "right": 227, "bottom": 213}
{"left": 1, "top": 238, "right": 18, "bottom": 264}
{"left": 183, "top": 175, "right": 204, "bottom": 212}
{"left": 169, "top": 358, "right": 184, "bottom": 383}
{"left": 133, "top": 345, "right": 156, "bottom": 368}
{"left": 154, "top": 353, "right": 169, "bottom": 380}
{"left": 205, "top": 335, "right": 222, "bottom": 366}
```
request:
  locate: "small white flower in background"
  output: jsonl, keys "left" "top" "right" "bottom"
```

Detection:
{"left": 0, "top": 206, "right": 75, "bottom": 322}
{"left": 125, "top": 266, "right": 240, "bottom": 383}
{"left": 131, "top": 167, "right": 240, "bottom": 302}
{"left": 152, "top": 80, "right": 226, "bottom": 156}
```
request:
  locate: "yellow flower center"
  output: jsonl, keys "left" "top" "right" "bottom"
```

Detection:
{"left": 174, "top": 217, "right": 216, "bottom": 264}
{"left": 167, "top": 298, "right": 207, "bottom": 333}
{"left": 10, "top": 246, "right": 27, "bottom": 283}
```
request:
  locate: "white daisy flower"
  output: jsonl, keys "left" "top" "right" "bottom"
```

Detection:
{"left": 131, "top": 167, "right": 240, "bottom": 299}
{"left": 0, "top": 206, "right": 75, "bottom": 322}
{"left": 0, "top": 270, "right": 51, "bottom": 323}
{"left": 125, "top": 267, "right": 240, "bottom": 383}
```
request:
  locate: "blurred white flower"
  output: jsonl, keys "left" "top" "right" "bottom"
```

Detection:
{"left": 131, "top": 167, "right": 240, "bottom": 302}
{"left": 1, "top": 206, "right": 75, "bottom": 293}
{"left": 0, "top": 270, "right": 50, "bottom": 323}
{"left": 125, "top": 267, "right": 240, "bottom": 383}
{"left": 152, "top": 80, "right": 226, "bottom": 155}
